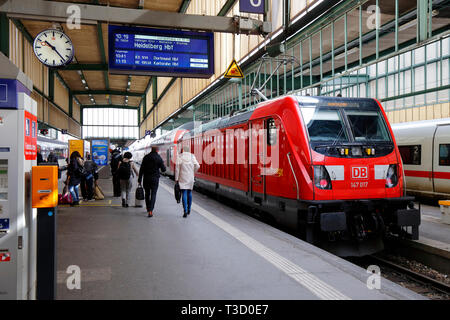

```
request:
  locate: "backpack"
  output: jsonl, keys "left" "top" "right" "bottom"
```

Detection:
{"left": 117, "top": 161, "right": 131, "bottom": 180}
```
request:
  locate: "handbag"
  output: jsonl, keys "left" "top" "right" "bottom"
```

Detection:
{"left": 94, "top": 184, "right": 105, "bottom": 200}
{"left": 174, "top": 182, "right": 181, "bottom": 203}
{"left": 135, "top": 185, "right": 145, "bottom": 201}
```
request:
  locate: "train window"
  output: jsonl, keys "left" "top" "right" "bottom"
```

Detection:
{"left": 267, "top": 119, "right": 277, "bottom": 145}
{"left": 398, "top": 145, "right": 421, "bottom": 165}
{"left": 345, "top": 110, "right": 391, "bottom": 142}
{"left": 301, "top": 108, "right": 349, "bottom": 142}
{"left": 439, "top": 144, "right": 450, "bottom": 166}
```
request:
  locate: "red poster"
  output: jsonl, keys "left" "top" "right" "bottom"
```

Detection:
{"left": 24, "top": 111, "right": 37, "bottom": 160}
{"left": 0, "top": 252, "right": 11, "bottom": 262}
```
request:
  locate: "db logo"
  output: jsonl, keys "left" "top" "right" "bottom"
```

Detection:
{"left": 352, "top": 167, "right": 368, "bottom": 179}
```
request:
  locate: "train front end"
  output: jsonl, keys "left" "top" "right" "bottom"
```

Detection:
{"left": 297, "top": 96, "right": 420, "bottom": 256}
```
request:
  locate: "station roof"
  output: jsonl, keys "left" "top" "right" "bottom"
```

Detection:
{"left": 15, "top": 0, "right": 188, "bottom": 110}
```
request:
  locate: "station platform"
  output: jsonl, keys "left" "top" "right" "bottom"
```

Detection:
{"left": 419, "top": 204, "right": 450, "bottom": 246}
{"left": 55, "top": 168, "right": 423, "bottom": 300}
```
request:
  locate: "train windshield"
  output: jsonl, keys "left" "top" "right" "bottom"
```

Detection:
{"left": 345, "top": 110, "right": 391, "bottom": 142}
{"left": 297, "top": 97, "right": 392, "bottom": 144}
{"left": 300, "top": 108, "right": 350, "bottom": 142}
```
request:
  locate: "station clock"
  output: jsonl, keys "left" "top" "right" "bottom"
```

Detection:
{"left": 33, "top": 29, "right": 74, "bottom": 68}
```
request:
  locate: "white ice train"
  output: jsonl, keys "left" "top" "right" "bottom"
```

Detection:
{"left": 392, "top": 118, "right": 450, "bottom": 199}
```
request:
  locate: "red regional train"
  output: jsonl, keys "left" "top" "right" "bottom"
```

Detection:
{"left": 159, "top": 95, "right": 421, "bottom": 256}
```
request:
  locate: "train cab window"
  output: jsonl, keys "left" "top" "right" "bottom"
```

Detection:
{"left": 301, "top": 108, "right": 349, "bottom": 142}
{"left": 267, "top": 118, "right": 277, "bottom": 145}
{"left": 398, "top": 145, "right": 421, "bottom": 165}
{"left": 345, "top": 110, "right": 391, "bottom": 142}
{"left": 439, "top": 144, "right": 450, "bottom": 166}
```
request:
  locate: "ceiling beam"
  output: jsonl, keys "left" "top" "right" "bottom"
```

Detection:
{"left": 82, "top": 105, "right": 139, "bottom": 109}
{"left": 96, "top": 22, "right": 111, "bottom": 104}
{"left": 179, "top": 0, "right": 192, "bottom": 13}
{"left": 73, "top": 90, "right": 143, "bottom": 97}
{"left": 61, "top": 63, "right": 108, "bottom": 71}
{"left": 0, "top": 0, "right": 269, "bottom": 35}
{"left": 217, "top": 0, "right": 237, "bottom": 16}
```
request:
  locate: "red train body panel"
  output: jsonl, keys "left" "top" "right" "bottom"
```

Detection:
{"left": 158, "top": 95, "right": 420, "bottom": 256}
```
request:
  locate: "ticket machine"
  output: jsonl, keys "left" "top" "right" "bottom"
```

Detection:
{"left": 0, "top": 52, "right": 37, "bottom": 299}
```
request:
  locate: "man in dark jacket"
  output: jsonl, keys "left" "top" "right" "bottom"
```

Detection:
{"left": 110, "top": 148, "right": 122, "bottom": 197}
{"left": 138, "top": 146, "right": 166, "bottom": 217}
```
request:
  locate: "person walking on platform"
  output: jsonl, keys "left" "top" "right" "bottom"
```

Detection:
{"left": 138, "top": 146, "right": 166, "bottom": 217}
{"left": 83, "top": 154, "right": 98, "bottom": 201}
{"left": 175, "top": 145, "right": 200, "bottom": 218}
{"left": 110, "top": 148, "right": 122, "bottom": 197}
{"left": 66, "top": 151, "right": 84, "bottom": 206}
{"left": 117, "top": 152, "right": 139, "bottom": 207}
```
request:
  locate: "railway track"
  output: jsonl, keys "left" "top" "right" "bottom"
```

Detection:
{"left": 350, "top": 254, "right": 450, "bottom": 299}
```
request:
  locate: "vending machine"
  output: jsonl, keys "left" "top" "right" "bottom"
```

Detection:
{"left": 0, "top": 52, "right": 37, "bottom": 299}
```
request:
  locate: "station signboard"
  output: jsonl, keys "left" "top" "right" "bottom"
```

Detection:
{"left": 240, "top": 0, "right": 265, "bottom": 14}
{"left": 68, "top": 139, "right": 84, "bottom": 159}
{"left": 108, "top": 25, "right": 214, "bottom": 78}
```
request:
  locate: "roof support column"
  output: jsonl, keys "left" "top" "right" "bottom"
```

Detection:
{"left": 417, "top": 0, "right": 429, "bottom": 42}
{"left": 0, "top": 13, "right": 9, "bottom": 57}
{"left": 69, "top": 91, "right": 73, "bottom": 117}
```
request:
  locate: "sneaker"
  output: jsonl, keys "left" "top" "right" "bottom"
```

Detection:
{"left": 147, "top": 211, "right": 153, "bottom": 218}
{"left": 125, "top": 203, "right": 129, "bottom": 208}
{"left": 187, "top": 210, "right": 190, "bottom": 215}
{"left": 183, "top": 212, "right": 188, "bottom": 218}
{"left": 122, "top": 199, "right": 126, "bottom": 207}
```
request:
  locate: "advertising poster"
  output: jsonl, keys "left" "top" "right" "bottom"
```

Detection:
{"left": 24, "top": 111, "right": 37, "bottom": 160}
{"left": 91, "top": 139, "right": 109, "bottom": 166}
{"left": 69, "top": 139, "right": 84, "bottom": 159}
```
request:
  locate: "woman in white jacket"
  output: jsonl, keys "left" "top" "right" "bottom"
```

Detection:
{"left": 175, "top": 145, "right": 200, "bottom": 218}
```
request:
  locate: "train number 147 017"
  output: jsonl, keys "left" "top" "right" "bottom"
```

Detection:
{"left": 351, "top": 181, "right": 368, "bottom": 188}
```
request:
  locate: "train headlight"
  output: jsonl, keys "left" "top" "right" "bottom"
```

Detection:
{"left": 386, "top": 164, "right": 399, "bottom": 188}
{"left": 314, "top": 165, "right": 332, "bottom": 190}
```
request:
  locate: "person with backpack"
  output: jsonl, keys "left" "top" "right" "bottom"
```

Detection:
{"left": 110, "top": 148, "right": 123, "bottom": 197}
{"left": 138, "top": 146, "right": 166, "bottom": 217}
{"left": 83, "top": 154, "right": 98, "bottom": 201}
{"left": 117, "top": 152, "right": 139, "bottom": 207}
{"left": 66, "top": 151, "right": 84, "bottom": 206}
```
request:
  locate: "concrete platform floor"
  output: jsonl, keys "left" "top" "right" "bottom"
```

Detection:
{"left": 55, "top": 171, "right": 423, "bottom": 300}
{"left": 418, "top": 204, "right": 450, "bottom": 244}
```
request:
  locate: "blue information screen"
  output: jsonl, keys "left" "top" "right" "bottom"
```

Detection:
{"left": 108, "top": 26, "right": 214, "bottom": 78}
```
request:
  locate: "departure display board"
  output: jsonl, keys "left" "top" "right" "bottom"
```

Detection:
{"left": 108, "top": 25, "right": 214, "bottom": 78}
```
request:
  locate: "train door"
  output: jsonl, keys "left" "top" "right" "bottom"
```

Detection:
{"left": 166, "top": 148, "right": 170, "bottom": 168}
{"left": 249, "top": 118, "right": 266, "bottom": 202}
{"left": 433, "top": 124, "right": 450, "bottom": 194}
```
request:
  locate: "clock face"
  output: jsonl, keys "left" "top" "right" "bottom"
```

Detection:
{"left": 33, "top": 29, "right": 74, "bottom": 68}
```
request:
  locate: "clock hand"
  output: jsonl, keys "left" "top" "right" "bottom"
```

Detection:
{"left": 45, "top": 40, "right": 66, "bottom": 62}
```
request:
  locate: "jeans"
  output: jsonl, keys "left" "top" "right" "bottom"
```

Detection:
{"left": 181, "top": 189, "right": 192, "bottom": 214}
{"left": 144, "top": 179, "right": 159, "bottom": 212}
{"left": 69, "top": 184, "right": 80, "bottom": 203}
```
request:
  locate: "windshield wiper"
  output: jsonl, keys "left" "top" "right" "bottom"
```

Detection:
{"left": 331, "top": 126, "right": 345, "bottom": 147}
